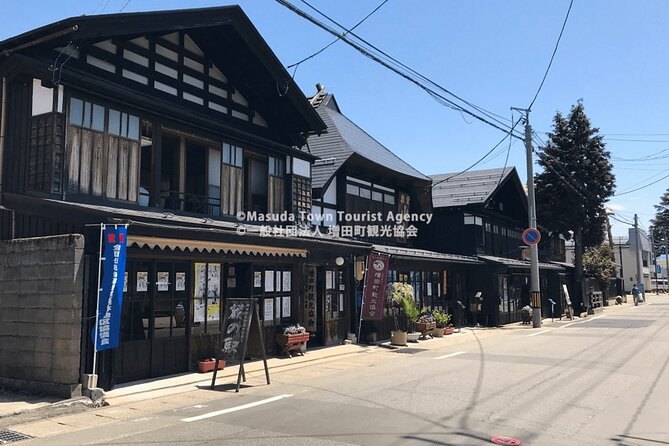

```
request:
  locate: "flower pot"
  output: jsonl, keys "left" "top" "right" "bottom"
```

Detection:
{"left": 390, "top": 330, "right": 408, "bottom": 346}
{"left": 432, "top": 327, "right": 445, "bottom": 337}
{"left": 444, "top": 327, "right": 454, "bottom": 335}
{"left": 197, "top": 359, "right": 225, "bottom": 373}
{"left": 407, "top": 332, "right": 421, "bottom": 342}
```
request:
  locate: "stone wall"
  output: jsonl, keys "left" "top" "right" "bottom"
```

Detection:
{"left": 0, "top": 234, "right": 85, "bottom": 398}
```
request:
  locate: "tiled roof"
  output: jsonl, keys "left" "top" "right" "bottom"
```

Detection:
{"left": 372, "top": 244, "right": 483, "bottom": 264}
{"left": 307, "top": 93, "right": 430, "bottom": 190}
{"left": 430, "top": 167, "right": 519, "bottom": 208}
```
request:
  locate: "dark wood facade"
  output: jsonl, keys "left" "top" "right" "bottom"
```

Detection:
{"left": 0, "top": 7, "right": 381, "bottom": 390}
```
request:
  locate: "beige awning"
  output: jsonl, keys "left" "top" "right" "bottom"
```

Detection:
{"left": 128, "top": 236, "right": 307, "bottom": 258}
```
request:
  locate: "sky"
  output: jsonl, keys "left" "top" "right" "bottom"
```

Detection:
{"left": 2, "top": 0, "right": 668, "bottom": 239}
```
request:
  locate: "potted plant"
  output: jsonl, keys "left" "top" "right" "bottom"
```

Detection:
{"left": 432, "top": 309, "right": 452, "bottom": 337}
{"left": 415, "top": 311, "right": 436, "bottom": 339}
{"left": 276, "top": 323, "right": 310, "bottom": 357}
{"left": 387, "top": 282, "right": 414, "bottom": 346}
{"left": 401, "top": 293, "right": 422, "bottom": 342}
{"left": 197, "top": 357, "right": 226, "bottom": 373}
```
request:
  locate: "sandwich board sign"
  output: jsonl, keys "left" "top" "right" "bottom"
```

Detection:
{"left": 211, "top": 298, "right": 270, "bottom": 392}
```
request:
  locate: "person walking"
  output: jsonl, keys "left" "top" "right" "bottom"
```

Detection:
{"left": 632, "top": 283, "right": 640, "bottom": 306}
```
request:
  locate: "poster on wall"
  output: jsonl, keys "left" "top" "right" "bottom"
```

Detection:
{"left": 339, "top": 293, "right": 344, "bottom": 313}
{"left": 275, "top": 271, "right": 281, "bottom": 292}
{"left": 254, "top": 271, "right": 262, "bottom": 288}
{"left": 264, "top": 298, "right": 274, "bottom": 321}
{"left": 275, "top": 297, "right": 281, "bottom": 318}
{"left": 207, "top": 299, "right": 220, "bottom": 321}
{"left": 265, "top": 271, "right": 274, "bottom": 292}
{"left": 227, "top": 277, "right": 237, "bottom": 288}
{"left": 123, "top": 272, "right": 128, "bottom": 292}
{"left": 282, "top": 296, "right": 291, "bottom": 318}
{"left": 207, "top": 263, "right": 221, "bottom": 297}
{"left": 427, "top": 282, "right": 432, "bottom": 296}
{"left": 282, "top": 271, "right": 291, "bottom": 292}
{"left": 157, "top": 272, "right": 170, "bottom": 291}
{"left": 195, "top": 263, "right": 207, "bottom": 298}
{"left": 136, "top": 271, "right": 148, "bottom": 292}
{"left": 194, "top": 299, "right": 206, "bottom": 323}
{"left": 175, "top": 273, "right": 186, "bottom": 292}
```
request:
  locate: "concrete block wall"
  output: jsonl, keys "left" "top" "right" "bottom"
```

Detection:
{"left": 0, "top": 234, "right": 85, "bottom": 397}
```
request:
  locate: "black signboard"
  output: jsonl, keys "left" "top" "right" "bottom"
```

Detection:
{"left": 211, "top": 298, "right": 270, "bottom": 392}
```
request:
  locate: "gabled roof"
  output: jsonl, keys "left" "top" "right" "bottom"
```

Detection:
{"left": 307, "top": 92, "right": 430, "bottom": 190}
{"left": 0, "top": 6, "right": 326, "bottom": 142}
{"left": 430, "top": 167, "right": 524, "bottom": 209}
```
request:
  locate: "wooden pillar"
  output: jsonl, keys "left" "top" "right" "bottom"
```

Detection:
{"left": 150, "top": 121, "right": 162, "bottom": 208}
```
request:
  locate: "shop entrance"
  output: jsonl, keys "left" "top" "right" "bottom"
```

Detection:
{"left": 114, "top": 260, "right": 189, "bottom": 384}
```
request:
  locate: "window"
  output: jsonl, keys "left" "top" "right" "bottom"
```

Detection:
{"left": 68, "top": 98, "right": 105, "bottom": 132}
{"left": 384, "top": 193, "right": 395, "bottom": 205}
{"left": 223, "top": 143, "right": 243, "bottom": 167}
{"left": 269, "top": 156, "right": 285, "bottom": 177}
{"left": 346, "top": 184, "right": 360, "bottom": 196}
{"left": 107, "top": 108, "right": 140, "bottom": 140}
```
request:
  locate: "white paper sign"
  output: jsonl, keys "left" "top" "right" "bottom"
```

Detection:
{"left": 275, "top": 297, "right": 281, "bottom": 318}
{"left": 175, "top": 272, "right": 186, "bottom": 291}
{"left": 157, "top": 272, "right": 170, "bottom": 291}
{"left": 427, "top": 283, "right": 432, "bottom": 296}
{"left": 136, "top": 271, "right": 148, "bottom": 292}
{"left": 265, "top": 271, "right": 274, "bottom": 292}
{"left": 194, "top": 299, "right": 205, "bottom": 323}
{"left": 282, "top": 271, "right": 291, "bottom": 292}
{"left": 254, "top": 271, "right": 262, "bottom": 288}
{"left": 339, "top": 293, "right": 344, "bottom": 312}
{"left": 264, "top": 298, "right": 274, "bottom": 321}
{"left": 282, "top": 296, "right": 291, "bottom": 318}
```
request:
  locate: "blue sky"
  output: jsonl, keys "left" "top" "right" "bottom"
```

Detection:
{"left": 2, "top": 0, "right": 668, "bottom": 238}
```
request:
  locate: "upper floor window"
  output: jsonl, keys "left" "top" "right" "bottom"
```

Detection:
{"left": 269, "top": 156, "right": 285, "bottom": 177}
{"left": 108, "top": 109, "right": 140, "bottom": 140}
{"left": 463, "top": 214, "right": 483, "bottom": 226}
{"left": 223, "top": 143, "right": 243, "bottom": 168}
{"left": 68, "top": 98, "right": 105, "bottom": 132}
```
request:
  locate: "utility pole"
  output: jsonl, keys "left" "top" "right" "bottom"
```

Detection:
{"left": 513, "top": 107, "right": 542, "bottom": 328}
{"left": 651, "top": 229, "right": 658, "bottom": 294}
{"left": 634, "top": 214, "right": 643, "bottom": 298}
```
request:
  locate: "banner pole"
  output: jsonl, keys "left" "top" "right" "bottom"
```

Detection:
{"left": 357, "top": 256, "right": 368, "bottom": 342}
{"left": 92, "top": 223, "right": 105, "bottom": 376}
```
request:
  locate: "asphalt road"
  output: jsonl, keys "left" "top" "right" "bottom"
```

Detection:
{"left": 18, "top": 297, "right": 669, "bottom": 446}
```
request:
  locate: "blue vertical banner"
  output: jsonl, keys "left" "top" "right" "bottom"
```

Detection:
{"left": 96, "top": 226, "right": 128, "bottom": 351}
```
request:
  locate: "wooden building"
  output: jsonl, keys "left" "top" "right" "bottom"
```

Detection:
{"left": 307, "top": 87, "right": 482, "bottom": 340}
{"left": 0, "top": 7, "right": 369, "bottom": 390}
{"left": 420, "top": 167, "right": 568, "bottom": 325}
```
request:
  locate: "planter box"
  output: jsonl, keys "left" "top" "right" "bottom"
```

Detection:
{"left": 416, "top": 322, "right": 436, "bottom": 339}
{"left": 198, "top": 359, "right": 226, "bottom": 373}
{"left": 444, "top": 327, "right": 454, "bottom": 335}
{"left": 276, "top": 332, "right": 310, "bottom": 357}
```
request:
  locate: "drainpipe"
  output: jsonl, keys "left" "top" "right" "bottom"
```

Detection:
{"left": 0, "top": 76, "right": 7, "bottom": 206}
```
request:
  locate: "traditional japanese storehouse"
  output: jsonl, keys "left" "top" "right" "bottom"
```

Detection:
{"left": 0, "top": 7, "right": 370, "bottom": 393}
{"left": 307, "top": 86, "right": 482, "bottom": 341}
{"left": 421, "top": 167, "right": 568, "bottom": 325}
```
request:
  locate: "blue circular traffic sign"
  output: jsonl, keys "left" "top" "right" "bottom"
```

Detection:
{"left": 522, "top": 228, "right": 541, "bottom": 246}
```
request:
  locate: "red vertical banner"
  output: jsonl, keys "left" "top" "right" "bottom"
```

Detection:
{"left": 361, "top": 253, "right": 390, "bottom": 321}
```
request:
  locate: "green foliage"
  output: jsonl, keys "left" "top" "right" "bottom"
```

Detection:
{"left": 583, "top": 244, "right": 617, "bottom": 283}
{"left": 431, "top": 309, "right": 452, "bottom": 328}
{"left": 652, "top": 190, "right": 669, "bottom": 251}
{"left": 401, "top": 295, "right": 421, "bottom": 325}
{"left": 535, "top": 101, "right": 615, "bottom": 249}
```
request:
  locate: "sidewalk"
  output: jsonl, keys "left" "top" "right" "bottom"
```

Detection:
{"left": 1, "top": 293, "right": 659, "bottom": 426}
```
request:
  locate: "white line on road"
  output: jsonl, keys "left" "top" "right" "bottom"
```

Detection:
{"left": 181, "top": 394, "right": 293, "bottom": 423}
{"left": 527, "top": 330, "right": 553, "bottom": 337}
{"left": 434, "top": 351, "right": 466, "bottom": 360}
{"left": 562, "top": 314, "right": 605, "bottom": 328}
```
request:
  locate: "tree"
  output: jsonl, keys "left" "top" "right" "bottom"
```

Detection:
{"left": 583, "top": 244, "right": 617, "bottom": 298}
{"left": 535, "top": 101, "right": 616, "bottom": 304}
{"left": 651, "top": 188, "right": 669, "bottom": 252}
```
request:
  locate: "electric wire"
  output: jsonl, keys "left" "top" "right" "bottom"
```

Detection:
{"left": 287, "top": 0, "right": 389, "bottom": 77}
{"left": 615, "top": 172, "right": 669, "bottom": 196}
{"left": 527, "top": 0, "right": 574, "bottom": 110}
{"left": 277, "top": 0, "right": 522, "bottom": 138}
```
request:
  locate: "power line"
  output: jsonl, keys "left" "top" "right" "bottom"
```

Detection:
{"left": 605, "top": 137, "right": 669, "bottom": 143}
{"left": 527, "top": 0, "right": 574, "bottom": 110}
{"left": 119, "top": 0, "right": 131, "bottom": 13}
{"left": 276, "top": 0, "right": 522, "bottom": 139}
{"left": 287, "top": 0, "right": 389, "bottom": 76}
{"left": 615, "top": 172, "right": 669, "bottom": 196}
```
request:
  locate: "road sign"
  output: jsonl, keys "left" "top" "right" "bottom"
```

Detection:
{"left": 522, "top": 227, "right": 541, "bottom": 246}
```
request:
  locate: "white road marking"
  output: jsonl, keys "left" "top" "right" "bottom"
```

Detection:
{"left": 527, "top": 329, "right": 553, "bottom": 337}
{"left": 434, "top": 351, "right": 466, "bottom": 360}
{"left": 181, "top": 394, "right": 293, "bottom": 422}
{"left": 562, "top": 314, "right": 605, "bottom": 328}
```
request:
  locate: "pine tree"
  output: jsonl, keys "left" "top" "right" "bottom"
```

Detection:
{"left": 651, "top": 188, "right": 669, "bottom": 253}
{"left": 535, "top": 101, "right": 615, "bottom": 305}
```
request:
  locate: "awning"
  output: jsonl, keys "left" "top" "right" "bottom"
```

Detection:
{"left": 478, "top": 255, "right": 565, "bottom": 271}
{"left": 128, "top": 236, "right": 307, "bottom": 258}
{"left": 372, "top": 244, "right": 483, "bottom": 265}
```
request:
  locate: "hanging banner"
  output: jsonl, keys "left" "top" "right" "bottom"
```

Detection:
{"left": 96, "top": 226, "right": 128, "bottom": 351}
{"left": 361, "top": 253, "right": 389, "bottom": 321}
